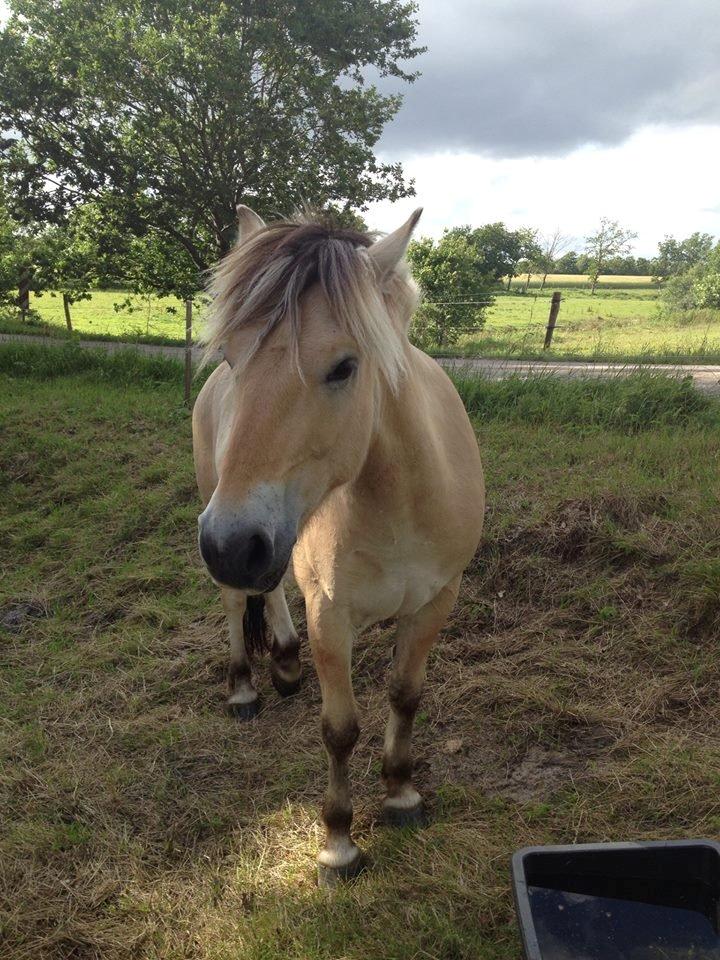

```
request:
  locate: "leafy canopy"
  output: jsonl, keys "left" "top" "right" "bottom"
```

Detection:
{"left": 654, "top": 232, "right": 715, "bottom": 281}
{"left": 0, "top": 0, "right": 423, "bottom": 284}
{"left": 449, "top": 223, "right": 540, "bottom": 282}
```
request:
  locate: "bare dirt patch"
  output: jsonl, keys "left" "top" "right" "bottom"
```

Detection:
{"left": 1, "top": 600, "right": 47, "bottom": 632}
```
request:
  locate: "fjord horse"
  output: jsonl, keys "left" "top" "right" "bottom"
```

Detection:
{"left": 193, "top": 206, "right": 484, "bottom": 885}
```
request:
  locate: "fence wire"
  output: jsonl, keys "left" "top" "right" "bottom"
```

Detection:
{"left": 20, "top": 287, "right": 569, "bottom": 357}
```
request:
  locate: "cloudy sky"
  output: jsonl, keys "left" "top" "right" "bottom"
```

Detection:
{"left": 366, "top": 0, "right": 720, "bottom": 255}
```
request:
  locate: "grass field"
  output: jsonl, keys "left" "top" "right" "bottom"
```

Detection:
{"left": 5, "top": 277, "right": 720, "bottom": 363}
{"left": 13, "top": 289, "right": 200, "bottom": 345}
{"left": 512, "top": 273, "right": 658, "bottom": 289}
{"left": 2, "top": 344, "right": 720, "bottom": 959}
{"left": 457, "top": 288, "right": 720, "bottom": 362}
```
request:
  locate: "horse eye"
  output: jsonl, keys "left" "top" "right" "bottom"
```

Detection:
{"left": 325, "top": 357, "right": 358, "bottom": 385}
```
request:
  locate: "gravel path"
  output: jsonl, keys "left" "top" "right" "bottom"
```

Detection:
{"left": 3, "top": 332, "right": 720, "bottom": 396}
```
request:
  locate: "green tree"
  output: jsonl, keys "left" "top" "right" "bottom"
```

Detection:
{"left": 36, "top": 205, "right": 110, "bottom": 330}
{"left": 555, "top": 250, "right": 579, "bottom": 274}
{"left": 0, "top": 0, "right": 422, "bottom": 282}
{"left": 449, "top": 222, "right": 539, "bottom": 289}
{"left": 506, "top": 227, "right": 540, "bottom": 292}
{"left": 406, "top": 231, "right": 495, "bottom": 349}
{"left": 661, "top": 240, "right": 720, "bottom": 312}
{"left": 0, "top": 185, "right": 52, "bottom": 317}
{"left": 534, "top": 229, "right": 570, "bottom": 291}
{"left": 0, "top": 196, "right": 23, "bottom": 307}
{"left": 653, "top": 232, "right": 715, "bottom": 282}
{"left": 693, "top": 270, "right": 720, "bottom": 308}
{"left": 584, "top": 218, "right": 637, "bottom": 294}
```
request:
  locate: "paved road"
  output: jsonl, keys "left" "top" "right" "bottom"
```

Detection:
{"left": 3, "top": 332, "right": 720, "bottom": 395}
{"left": 440, "top": 356, "right": 720, "bottom": 395}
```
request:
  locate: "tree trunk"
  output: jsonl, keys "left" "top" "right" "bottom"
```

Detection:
{"left": 62, "top": 293, "right": 73, "bottom": 332}
{"left": 590, "top": 273, "right": 599, "bottom": 295}
{"left": 507, "top": 274, "right": 513, "bottom": 291}
{"left": 540, "top": 271, "right": 549, "bottom": 292}
{"left": 18, "top": 267, "right": 31, "bottom": 321}
{"left": 524, "top": 270, "right": 532, "bottom": 293}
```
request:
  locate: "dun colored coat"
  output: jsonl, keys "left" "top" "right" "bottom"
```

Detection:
{"left": 192, "top": 205, "right": 485, "bottom": 885}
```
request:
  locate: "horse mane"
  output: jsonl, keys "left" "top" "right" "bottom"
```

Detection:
{"left": 200, "top": 212, "right": 417, "bottom": 389}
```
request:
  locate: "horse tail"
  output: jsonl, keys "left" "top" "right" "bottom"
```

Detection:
{"left": 243, "top": 594, "right": 267, "bottom": 656}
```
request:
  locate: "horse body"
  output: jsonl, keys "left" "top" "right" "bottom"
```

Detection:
{"left": 192, "top": 207, "right": 484, "bottom": 884}
{"left": 292, "top": 343, "right": 483, "bottom": 630}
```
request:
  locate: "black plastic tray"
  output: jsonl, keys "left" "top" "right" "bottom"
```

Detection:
{"left": 512, "top": 840, "right": 720, "bottom": 959}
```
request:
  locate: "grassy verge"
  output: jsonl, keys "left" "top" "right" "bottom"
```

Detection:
{"left": 2, "top": 345, "right": 720, "bottom": 959}
{"left": 0, "top": 339, "right": 193, "bottom": 384}
{"left": 451, "top": 368, "right": 713, "bottom": 431}
{"left": 437, "top": 341, "right": 720, "bottom": 364}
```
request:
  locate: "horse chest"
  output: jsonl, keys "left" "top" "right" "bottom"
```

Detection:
{"left": 344, "top": 545, "right": 447, "bottom": 631}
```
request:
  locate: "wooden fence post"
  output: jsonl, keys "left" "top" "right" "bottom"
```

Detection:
{"left": 184, "top": 299, "right": 192, "bottom": 406}
{"left": 62, "top": 293, "right": 73, "bottom": 332}
{"left": 18, "top": 267, "right": 31, "bottom": 322}
{"left": 544, "top": 291, "right": 561, "bottom": 349}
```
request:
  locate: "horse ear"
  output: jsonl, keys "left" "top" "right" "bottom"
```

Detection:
{"left": 236, "top": 204, "right": 266, "bottom": 242}
{"left": 368, "top": 207, "right": 423, "bottom": 280}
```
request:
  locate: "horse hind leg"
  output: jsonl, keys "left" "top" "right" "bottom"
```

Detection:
{"left": 266, "top": 584, "right": 302, "bottom": 697}
{"left": 222, "top": 587, "right": 260, "bottom": 720}
{"left": 382, "top": 576, "right": 461, "bottom": 826}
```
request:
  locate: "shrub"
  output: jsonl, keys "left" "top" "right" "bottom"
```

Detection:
{"left": 693, "top": 271, "right": 720, "bottom": 309}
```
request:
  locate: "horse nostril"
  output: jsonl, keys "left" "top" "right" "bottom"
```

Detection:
{"left": 198, "top": 518, "right": 276, "bottom": 589}
{"left": 245, "top": 531, "right": 273, "bottom": 576}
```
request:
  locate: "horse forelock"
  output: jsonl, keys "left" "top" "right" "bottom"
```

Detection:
{"left": 201, "top": 216, "right": 412, "bottom": 388}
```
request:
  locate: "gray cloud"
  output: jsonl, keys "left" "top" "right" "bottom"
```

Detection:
{"left": 375, "top": 0, "right": 720, "bottom": 157}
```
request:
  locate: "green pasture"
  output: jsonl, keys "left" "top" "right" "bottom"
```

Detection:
{"left": 3, "top": 276, "right": 720, "bottom": 363}
{"left": 514, "top": 273, "right": 657, "bottom": 289}
{"left": 462, "top": 287, "right": 720, "bottom": 362}
{"left": 2, "top": 344, "right": 720, "bottom": 959}
{"left": 20, "top": 288, "right": 200, "bottom": 345}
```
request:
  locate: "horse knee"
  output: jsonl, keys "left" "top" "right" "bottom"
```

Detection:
{"left": 321, "top": 715, "right": 360, "bottom": 764}
{"left": 388, "top": 676, "right": 422, "bottom": 720}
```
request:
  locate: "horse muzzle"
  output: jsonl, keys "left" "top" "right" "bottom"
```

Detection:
{"left": 197, "top": 488, "right": 296, "bottom": 593}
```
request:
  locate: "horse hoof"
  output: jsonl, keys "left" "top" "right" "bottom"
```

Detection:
{"left": 270, "top": 664, "right": 303, "bottom": 697}
{"left": 226, "top": 697, "right": 260, "bottom": 721}
{"left": 317, "top": 850, "right": 366, "bottom": 888}
{"left": 383, "top": 800, "right": 427, "bottom": 828}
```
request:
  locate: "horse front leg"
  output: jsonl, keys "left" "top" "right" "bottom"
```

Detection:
{"left": 382, "top": 576, "right": 461, "bottom": 826}
{"left": 265, "top": 584, "right": 302, "bottom": 697}
{"left": 221, "top": 587, "right": 259, "bottom": 720}
{"left": 307, "top": 596, "right": 363, "bottom": 886}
